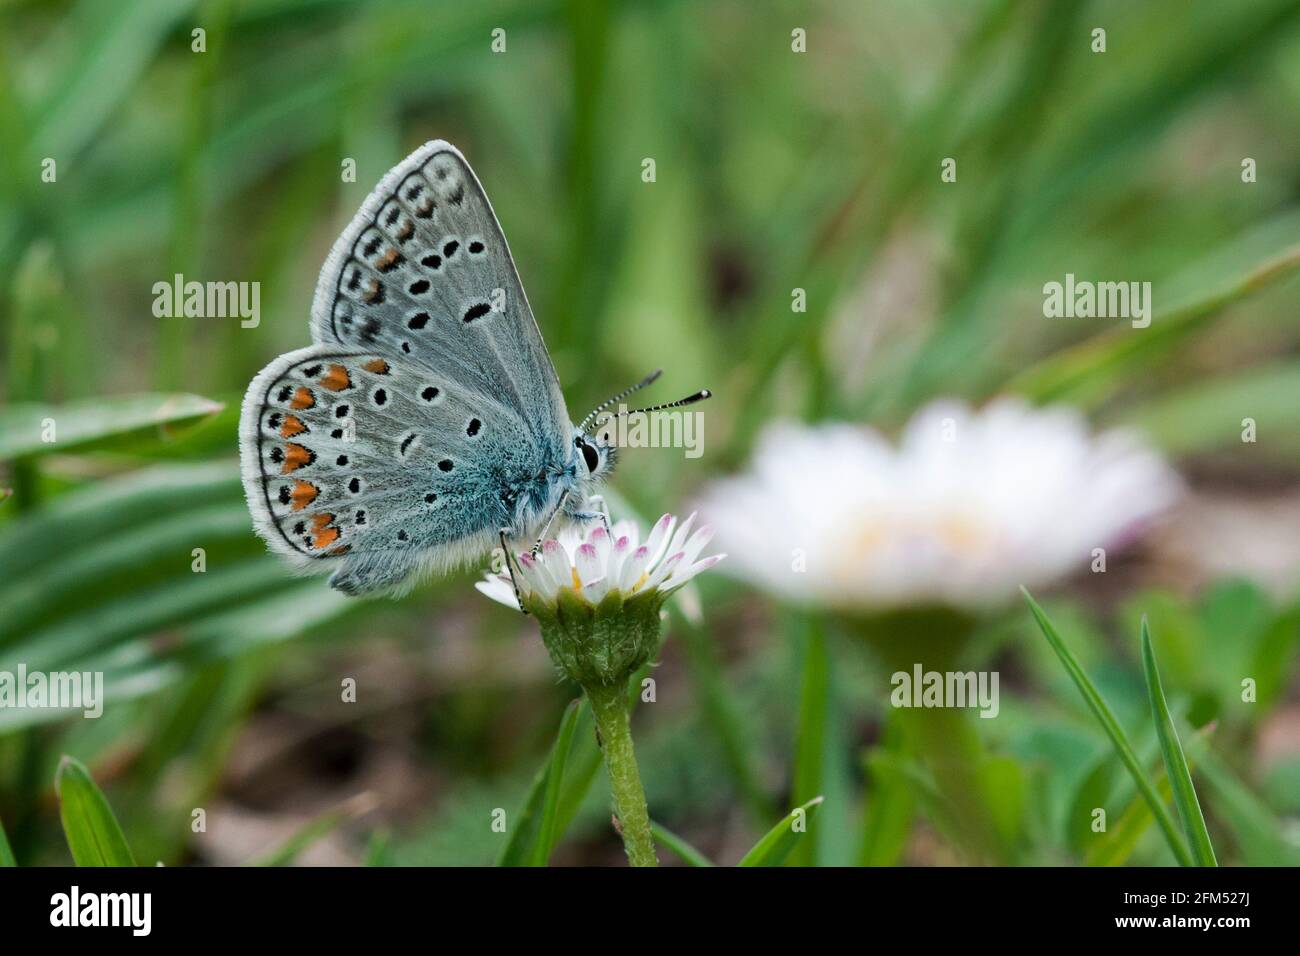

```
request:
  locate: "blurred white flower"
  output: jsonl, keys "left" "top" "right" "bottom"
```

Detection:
{"left": 697, "top": 398, "right": 1180, "bottom": 610}
{"left": 476, "top": 512, "right": 724, "bottom": 611}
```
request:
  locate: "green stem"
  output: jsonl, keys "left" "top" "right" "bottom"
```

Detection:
{"left": 855, "top": 608, "right": 1008, "bottom": 864}
{"left": 585, "top": 681, "right": 657, "bottom": 867}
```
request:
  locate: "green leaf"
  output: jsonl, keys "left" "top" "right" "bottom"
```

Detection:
{"left": 530, "top": 698, "right": 582, "bottom": 867}
{"left": 1022, "top": 588, "right": 1193, "bottom": 866}
{"left": 0, "top": 814, "right": 16, "bottom": 866}
{"left": 0, "top": 394, "right": 224, "bottom": 460}
{"left": 738, "top": 796, "right": 824, "bottom": 867}
{"left": 56, "top": 755, "right": 136, "bottom": 867}
{"left": 651, "top": 821, "right": 716, "bottom": 867}
{"left": 1140, "top": 619, "right": 1218, "bottom": 867}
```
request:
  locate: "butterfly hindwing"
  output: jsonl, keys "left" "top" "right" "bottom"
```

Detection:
{"left": 238, "top": 345, "right": 548, "bottom": 594}
{"left": 308, "top": 140, "right": 569, "bottom": 452}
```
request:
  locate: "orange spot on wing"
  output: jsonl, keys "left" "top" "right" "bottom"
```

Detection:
{"left": 310, "top": 512, "right": 335, "bottom": 532}
{"left": 290, "top": 387, "right": 315, "bottom": 409}
{"left": 376, "top": 247, "right": 401, "bottom": 270}
{"left": 311, "top": 526, "right": 340, "bottom": 550}
{"left": 319, "top": 364, "right": 352, "bottom": 391}
{"left": 280, "top": 415, "right": 307, "bottom": 438}
{"left": 290, "top": 480, "right": 318, "bottom": 511}
{"left": 282, "top": 443, "right": 314, "bottom": 473}
{"left": 362, "top": 358, "right": 390, "bottom": 375}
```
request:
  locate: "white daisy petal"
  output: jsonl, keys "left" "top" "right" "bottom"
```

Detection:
{"left": 534, "top": 542, "right": 566, "bottom": 593}
{"left": 574, "top": 542, "right": 601, "bottom": 589}
{"left": 644, "top": 551, "right": 685, "bottom": 592}
{"left": 666, "top": 553, "right": 727, "bottom": 590}
{"left": 607, "top": 534, "right": 632, "bottom": 588}
{"left": 620, "top": 545, "right": 652, "bottom": 591}
{"left": 663, "top": 512, "right": 697, "bottom": 561}
{"left": 582, "top": 575, "right": 611, "bottom": 603}
{"left": 475, "top": 577, "right": 520, "bottom": 609}
{"left": 643, "top": 514, "right": 676, "bottom": 568}
{"left": 678, "top": 523, "right": 715, "bottom": 568}
{"left": 588, "top": 525, "right": 612, "bottom": 566}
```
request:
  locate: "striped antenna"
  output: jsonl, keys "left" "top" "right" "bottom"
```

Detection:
{"left": 578, "top": 369, "right": 663, "bottom": 432}
{"left": 597, "top": 389, "right": 712, "bottom": 423}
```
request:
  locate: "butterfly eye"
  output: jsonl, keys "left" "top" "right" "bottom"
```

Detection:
{"left": 579, "top": 439, "right": 600, "bottom": 474}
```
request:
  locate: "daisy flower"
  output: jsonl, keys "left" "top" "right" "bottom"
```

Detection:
{"left": 696, "top": 398, "right": 1179, "bottom": 611}
{"left": 476, "top": 513, "right": 724, "bottom": 868}
{"left": 477, "top": 512, "right": 724, "bottom": 612}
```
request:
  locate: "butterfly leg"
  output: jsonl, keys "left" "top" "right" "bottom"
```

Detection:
{"left": 530, "top": 489, "right": 571, "bottom": 557}
{"left": 586, "top": 494, "right": 612, "bottom": 535}
{"left": 499, "top": 529, "right": 529, "bottom": 615}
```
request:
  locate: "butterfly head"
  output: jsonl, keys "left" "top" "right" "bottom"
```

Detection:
{"left": 572, "top": 369, "right": 712, "bottom": 486}
{"left": 574, "top": 429, "right": 617, "bottom": 482}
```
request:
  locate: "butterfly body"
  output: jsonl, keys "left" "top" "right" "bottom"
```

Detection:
{"left": 239, "top": 141, "right": 613, "bottom": 595}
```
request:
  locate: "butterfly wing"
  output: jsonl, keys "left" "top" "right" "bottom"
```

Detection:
{"left": 239, "top": 345, "right": 544, "bottom": 594}
{"left": 308, "top": 140, "right": 569, "bottom": 448}
{"left": 239, "top": 141, "right": 572, "bottom": 595}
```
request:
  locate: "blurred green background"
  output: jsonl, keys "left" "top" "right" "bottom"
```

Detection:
{"left": 1, "top": 0, "right": 1299, "bottom": 866}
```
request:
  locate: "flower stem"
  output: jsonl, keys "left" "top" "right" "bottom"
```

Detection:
{"left": 585, "top": 681, "right": 657, "bottom": 867}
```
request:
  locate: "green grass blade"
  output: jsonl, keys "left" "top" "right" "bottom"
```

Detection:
{"left": 675, "top": 608, "right": 774, "bottom": 826}
{"left": 530, "top": 698, "right": 582, "bottom": 867}
{"left": 1140, "top": 619, "right": 1218, "bottom": 867}
{"left": 858, "top": 720, "right": 916, "bottom": 866}
{"left": 1083, "top": 725, "right": 1209, "bottom": 867}
{"left": 1022, "top": 588, "right": 1193, "bottom": 866}
{"left": 790, "top": 616, "right": 828, "bottom": 866}
{"left": 0, "top": 814, "right": 15, "bottom": 866}
{"left": 738, "top": 796, "right": 823, "bottom": 867}
{"left": 55, "top": 755, "right": 136, "bottom": 867}
{"left": 252, "top": 793, "right": 377, "bottom": 866}
{"left": 1194, "top": 739, "right": 1300, "bottom": 866}
{"left": 0, "top": 394, "right": 224, "bottom": 460}
{"left": 651, "top": 821, "right": 716, "bottom": 867}
{"left": 364, "top": 828, "right": 392, "bottom": 867}
{"left": 1008, "top": 243, "right": 1300, "bottom": 408}
{"left": 1084, "top": 763, "right": 1179, "bottom": 867}
{"left": 496, "top": 698, "right": 584, "bottom": 867}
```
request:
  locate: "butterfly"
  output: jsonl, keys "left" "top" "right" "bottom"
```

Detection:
{"left": 238, "top": 141, "right": 710, "bottom": 601}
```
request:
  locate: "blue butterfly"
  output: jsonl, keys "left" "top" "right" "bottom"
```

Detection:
{"left": 238, "top": 141, "right": 709, "bottom": 601}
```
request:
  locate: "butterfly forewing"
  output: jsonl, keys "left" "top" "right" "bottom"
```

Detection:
{"left": 309, "top": 141, "right": 569, "bottom": 449}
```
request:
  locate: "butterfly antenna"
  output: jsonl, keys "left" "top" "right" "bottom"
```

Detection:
{"left": 578, "top": 369, "right": 663, "bottom": 432}
{"left": 598, "top": 389, "right": 712, "bottom": 423}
